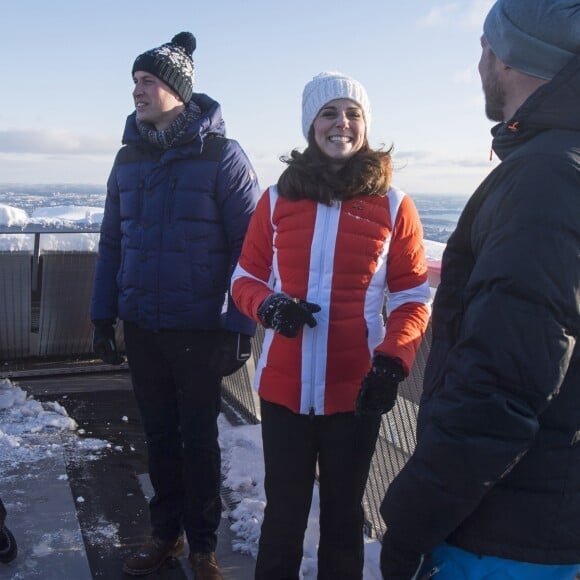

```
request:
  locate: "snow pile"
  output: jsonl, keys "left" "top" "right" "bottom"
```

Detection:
{"left": 0, "top": 204, "right": 28, "bottom": 227}
{"left": 0, "top": 202, "right": 103, "bottom": 252}
{"left": 0, "top": 378, "right": 109, "bottom": 466}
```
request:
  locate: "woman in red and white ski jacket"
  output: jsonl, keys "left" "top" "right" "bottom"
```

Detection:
{"left": 232, "top": 184, "right": 431, "bottom": 415}
{"left": 231, "top": 72, "right": 431, "bottom": 580}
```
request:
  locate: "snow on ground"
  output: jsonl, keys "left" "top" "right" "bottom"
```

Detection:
{"left": 0, "top": 378, "right": 109, "bottom": 466}
{"left": 0, "top": 378, "right": 113, "bottom": 568}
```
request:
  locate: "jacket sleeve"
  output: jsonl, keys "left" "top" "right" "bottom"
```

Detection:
{"left": 376, "top": 193, "right": 431, "bottom": 374}
{"left": 380, "top": 156, "right": 580, "bottom": 556}
{"left": 214, "top": 139, "right": 261, "bottom": 335}
{"left": 231, "top": 189, "right": 276, "bottom": 322}
{"left": 90, "top": 162, "right": 122, "bottom": 322}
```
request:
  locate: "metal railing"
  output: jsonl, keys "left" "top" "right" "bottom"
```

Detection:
{"left": 0, "top": 225, "right": 124, "bottom": 364}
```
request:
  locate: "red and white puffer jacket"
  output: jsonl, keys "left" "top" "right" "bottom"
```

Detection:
{"left": 231, "top": 185, "right": 431, "bottom": 415}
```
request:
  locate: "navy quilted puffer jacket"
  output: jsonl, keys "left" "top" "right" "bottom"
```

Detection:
{"left": 91, "top": 93, "right": 260, "bottom": 334}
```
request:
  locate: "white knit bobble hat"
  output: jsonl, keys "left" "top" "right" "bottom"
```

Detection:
{"left": 301, "top": 72, "right": 371, "bottom": 139}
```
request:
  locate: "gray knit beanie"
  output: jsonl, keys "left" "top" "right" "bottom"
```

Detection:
{"left": 301, "top": 72, "right": 371, "bottom": 139}
{"left": 484, "top": 0, "right": 580, "bottom": 80}
{"left": 132, "top": 32, "right": 196, "bottom": 103}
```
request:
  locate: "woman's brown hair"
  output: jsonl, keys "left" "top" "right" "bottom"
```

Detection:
{"left": 277, "top": 130, "right": 393, "bottom": 206}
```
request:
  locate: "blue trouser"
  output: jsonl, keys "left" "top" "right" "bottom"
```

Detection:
{"left": 419, "top": 543, "right": 580, "bottom": 580}
{"left": 255, "top": 399, "right": 381, "bottom": 580}
{"left": 124, "top": 322, "right": 222, "bottom": 553}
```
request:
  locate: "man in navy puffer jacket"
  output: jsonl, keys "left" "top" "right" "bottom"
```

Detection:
{"left": 90, "top": 31, "right": 259, "bottom": 579}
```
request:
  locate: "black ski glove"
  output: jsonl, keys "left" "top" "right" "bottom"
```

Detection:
{"left": 209, "top": 331, "right": 252, "bottom": 377}
{"left": 355, "top": 354, "right": 405, "bottom": 416}
{"left": 257, "top": 293, "right": 321, "bottom": 338}
{"left": 92, "top": 319, "right": 124, "bottom": 365}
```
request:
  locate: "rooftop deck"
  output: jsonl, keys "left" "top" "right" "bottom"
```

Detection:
{"left": 1, "top": 369, "right": 255, "bottom": 580}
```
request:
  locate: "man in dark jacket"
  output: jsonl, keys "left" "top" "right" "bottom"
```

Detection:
{"left": 380, "top": 1, "right": 580, "bottom": 578}
{"left": 90, "top": 32, "right": 259, "bottom": 579}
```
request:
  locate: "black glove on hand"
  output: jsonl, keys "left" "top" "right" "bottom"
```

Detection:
{"left": 92, "top": 320, "right": 124, "bottom": 365}
{"left": 355, "top": 354, "right": 405, "bottom": 416}
{"left": 257, "top": 293, "right": 321, "bottom": 338}
{"left": 209, "top": 331, "right": 252, "bottom": 377}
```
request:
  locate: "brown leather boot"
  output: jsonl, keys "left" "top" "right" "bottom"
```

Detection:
{"left": 122, "top": 535, "right": 185, "bottom": 576}
{"left": 189, "top": 551, "right": 224, "bottom": 580}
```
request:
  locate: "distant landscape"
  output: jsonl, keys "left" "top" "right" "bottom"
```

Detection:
{"left": 0, "top": 184, "right": 468, "bottom": 244}
{"left": 412, "top": 193, "right": 468, "bottom": 243}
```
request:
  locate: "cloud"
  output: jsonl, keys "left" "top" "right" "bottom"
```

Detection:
{"left": 394, "top": 149, "right": 494, "bottom": 169}
{"left": 465, "top": 0, "right": 496, "bottom": 27}
{"left": 419, "top": 3, "right": 460, "bottom": 27}
{"left": 392, "top": 147, "right": 499, "bottom": 195}
{"left": 419, "top": 0, "right": 494, "bottom": 28}
{"left": 0, "top": 129, "right": 118, "bottom": 156}
{"left": 0, "top": 153, "right": 112, "bottom": 184}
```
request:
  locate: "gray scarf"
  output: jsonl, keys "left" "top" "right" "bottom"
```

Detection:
{"left": 137, "top": 100, "right": 202, "bottom": 149}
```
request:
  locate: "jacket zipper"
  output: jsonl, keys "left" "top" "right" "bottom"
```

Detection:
{"left": 309, "top": 201, "right": 340, "bottom": 415}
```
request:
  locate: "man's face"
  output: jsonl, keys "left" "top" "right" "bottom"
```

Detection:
{"left": 132, "top": 71, "right": 184, "bottom": 130}
{"left": 478, "top": 35, "right": 506, "bottom": 123}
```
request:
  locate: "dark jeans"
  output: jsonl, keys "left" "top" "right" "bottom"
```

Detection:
{"left": 124, "top": 322, "right": 222, "bottom": 553}
{"left": 255, "top": 399, "right": 381, "bottom": 580}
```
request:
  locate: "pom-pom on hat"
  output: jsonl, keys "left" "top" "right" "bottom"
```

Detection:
{"left": 132, "top": 32, "right": 196, "bottom": 103}
{"left": 484, "top": 0, "right": 580, "bottom": 80}
{"left": 301, "top": 72, "right": 371, "bottom": 139}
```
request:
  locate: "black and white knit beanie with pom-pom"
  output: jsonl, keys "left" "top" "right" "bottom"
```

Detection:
{"left": 132, "top": 32, "right": 196, "bottom": 103}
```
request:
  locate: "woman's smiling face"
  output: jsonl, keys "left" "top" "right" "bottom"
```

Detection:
{"left": 312, "top": 98, "right": 366, "bottom": 168}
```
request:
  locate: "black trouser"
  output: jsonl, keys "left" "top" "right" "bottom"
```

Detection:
{"left": 255, "top": 399, "right": 381, "bottom": 580}
{"left": 124, "top": 323, "right": 222, "bottom": 553}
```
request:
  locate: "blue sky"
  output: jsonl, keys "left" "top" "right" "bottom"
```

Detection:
{"left": 0, "top": 0, "right": 499, "bottom": 195}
